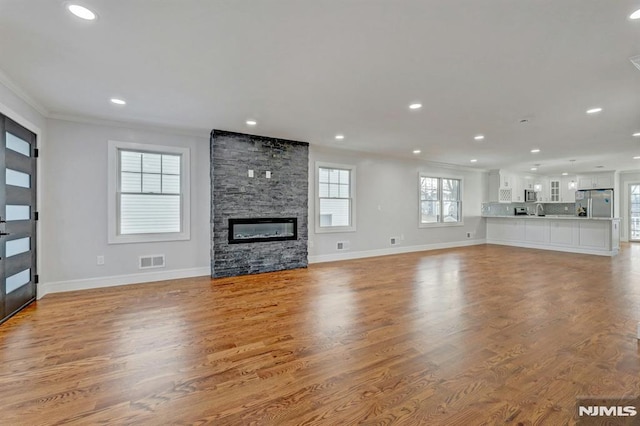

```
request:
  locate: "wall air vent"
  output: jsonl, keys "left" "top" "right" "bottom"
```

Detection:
{"left": 630, "top": 55, "right": 640, "bottom": 71}
{"left": 139, "top": 254, "right": 165, "bottom": 269}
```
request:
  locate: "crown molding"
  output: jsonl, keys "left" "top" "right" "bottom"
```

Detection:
{"left": 48, "top": 113, "right": 210, "bottom": 139}
{"left": 0, "top": 69, "right": 49, "bottom": 117}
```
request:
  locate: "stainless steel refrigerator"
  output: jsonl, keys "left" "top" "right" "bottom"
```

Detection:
{"left": 575, "top": 189, "right": 614, "bottom": 218}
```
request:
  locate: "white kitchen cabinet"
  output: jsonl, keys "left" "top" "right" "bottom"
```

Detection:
{"left": 488, "top": 169, "right": 515, "bottom": 203}
{"left": 577, "top": 172, "right": 614, "bottom": 190}
{"left": 511, "top": 175, "right": 523, "bottom": 202}
{"left": 548, "top": 220, "right": 574, "bottom": 245}
{"left": 485, "top": 217, "right": 619, "bottom": 256}
{"left": 560, "top": 175, "right": 577, "bottom": 203}
{"left": 522, "top": 176, "right": 534, "bottom": 190}
{"left": 549, "top": 179, "right": 560, "bottom": 202}
{"left": 534, "top": 176, "right": 550, "bottom": 202}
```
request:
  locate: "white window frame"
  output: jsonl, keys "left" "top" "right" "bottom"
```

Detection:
{"left": 418, "top": 173, "right": 464, "bottom": 228}
{"left": 315, "top": 161, "right": 357, "bottom": 233}
{"left": 108, "top": 140, "right": 191, "bottom": 244}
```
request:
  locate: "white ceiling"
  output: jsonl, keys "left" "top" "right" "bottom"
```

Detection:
{"left": 2, "top": 0, "right": 640, "bottom": 175}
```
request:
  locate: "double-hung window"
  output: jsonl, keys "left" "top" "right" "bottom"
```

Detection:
{"left": 316, "top": 162, "right": 356, "bottom": 233}
{"left": 419, "top": 174, "right": 462, "bottom": 226}
{"left": 108, "top": 141, "right": 190, "bottom": 243}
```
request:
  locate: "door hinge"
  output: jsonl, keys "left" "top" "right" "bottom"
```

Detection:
{"left": 34, "top": 148, "right": 39, "bottom": 158}
{"left": 34, "top": 211, "right": 39, "bottom": 221}
{"left": 34, "top": 274, "right": 39, "bottom": 284}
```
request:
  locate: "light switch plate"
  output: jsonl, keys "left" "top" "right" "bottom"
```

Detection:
{"left": 266, "top": 171, "right": 271, "bottom": 178}
{"left": 248, "top": 169, "right": 254, "bottom": 178}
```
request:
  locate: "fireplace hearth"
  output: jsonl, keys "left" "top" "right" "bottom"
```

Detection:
{"left": 228, "top": 218, "right": 297, "bottom": 244}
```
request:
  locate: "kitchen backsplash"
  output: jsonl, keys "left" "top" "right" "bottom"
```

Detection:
{"left": 482, "top": 202, "right": 577, "bottom": 216}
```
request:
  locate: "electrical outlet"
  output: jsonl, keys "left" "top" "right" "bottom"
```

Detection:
{"left": 466, "top": 232, "right": 472, "bottom": 239}
{"left": 97, "top": 255, "right": 105, "bottom": 265}
{"left": 390, "top": 237, "right": 398, "bottom": 245}
{"left": 564, "top": 206, "right": 568, "bottom": 211}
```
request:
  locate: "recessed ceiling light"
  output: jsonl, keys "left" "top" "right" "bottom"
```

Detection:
{"left": 110, "top": 98, "right": 126, "bottom": 105}
{"left": 412, "top": 149, "right": 421, "bottom": 154}
{"left": 474, "top": 135, "right": 484, "bottom": 141}
{"left": 633, "top": 132, "right": 640, "bottom": 137}
{"left": 562, "top": 172, "right": 568, "bottom": 176}
{"left": 470, "top": 159, "right": 478, "bottom": 163}
{"left": 586, "top": 107, "right": 602, "bottom": 114}
{"left": 634, "top": 156, "right": 640, "bottom": 160}
{"left": 630, "top": 8, "right": 640, "bottom": 19}
{"left": 530, "top": 167, "right": 538, "bottom": 171}
{"left": 67, "top": 4, "right": 97, "bottom": 20}
{"left": 335, "top": 134, "right": 345, "bottom": 140}
{"left": 409, "top": 103, "right": 422, "bottom": 110}
{"left": 530, "top": 149, "right": 540, "bottom": 153}
{"left": 246, "top": 120, "right": 257, "bottom": 126}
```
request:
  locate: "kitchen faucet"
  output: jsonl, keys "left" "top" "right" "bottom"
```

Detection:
{"left": 536, "top": 203, "right": 544, "bottom": 216}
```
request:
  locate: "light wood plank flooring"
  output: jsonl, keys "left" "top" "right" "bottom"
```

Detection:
{"left": 1, "top": 244, "right": 640, "bottom": 425}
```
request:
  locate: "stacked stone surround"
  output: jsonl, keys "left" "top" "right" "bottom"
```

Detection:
{"left": 210, "top": 130, "right": 309, "bottom": 278}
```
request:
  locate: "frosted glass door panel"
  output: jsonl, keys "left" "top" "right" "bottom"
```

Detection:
{"left": 6, "top": 237, "right": 30, "bottom": 257}
{"left": 5, "top": 205, "right": 30, "bottom": 221}
{"left": 6, "top": 269, "right": 30, "bottom": 294}
{"left": 6, "top": 169, "right": 30, "bottom": 188}
{"left": 6, "top": 132, "right": 30, "bottom": 156}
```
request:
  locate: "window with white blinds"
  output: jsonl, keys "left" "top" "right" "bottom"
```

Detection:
{"left": 108, "top": 141, "right": 190, "bottom": 244}
{"left": 316, "top": 162, "right": 356, "bottom": 233}
{"left": 419, "top": 174, "right": 463, "bottom": 226}
{"left": 119, "top": 151, "right": 181, "bottom": 234}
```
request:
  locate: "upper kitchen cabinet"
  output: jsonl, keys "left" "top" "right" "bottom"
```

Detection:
{"left": 549, "top": 179, "right": 561, "bottom": 202}
{"left": 534, "top": 176, "right": 550, "bottom": 202}
{"left": 561, "top": 175, "right": 577, "bottom": 203}
{"left": 489, "top": 169, "right": 516, "bottom": 202}
{"left": 546, "top": 175, "right": 577, "bottom": 203}
{"left": 577, "top": 172, "right": 614, "bottom": 190}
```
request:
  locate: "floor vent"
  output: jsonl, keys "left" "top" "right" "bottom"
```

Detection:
{"left": 139, "top": 254, "right": 165, "bottom": 269}
{"left": 336, "top": 241, "right": 349, "bottom": 251}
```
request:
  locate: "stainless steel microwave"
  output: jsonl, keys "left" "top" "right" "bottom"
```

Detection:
{"left": 524, "top": 190, "right": 537, "bottom": 202}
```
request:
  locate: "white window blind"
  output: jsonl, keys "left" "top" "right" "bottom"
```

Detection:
{"left": 118, "top": 150, "right": 182, "bottom": 235}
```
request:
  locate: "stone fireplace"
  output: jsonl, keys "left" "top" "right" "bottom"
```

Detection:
{"left": 210, "top": 130, "right": 308, "bottom": 278}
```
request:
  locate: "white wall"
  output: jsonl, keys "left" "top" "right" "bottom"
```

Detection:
{"left": 308, "top": 145, "right": 488, "bottom": 262}
{"left": 619, "top": 171, "right": 640, "bottom": 242}
{"left": 40, "top": 118, "right": 211, "bottom": 295}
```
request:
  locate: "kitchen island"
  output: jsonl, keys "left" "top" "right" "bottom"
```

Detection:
{"left": 484, "top": 215, "right": 620, "bottom": 256}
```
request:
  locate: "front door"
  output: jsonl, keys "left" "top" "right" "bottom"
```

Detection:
{"left": 0, "top": 114, "right": 37, "bottom": 324}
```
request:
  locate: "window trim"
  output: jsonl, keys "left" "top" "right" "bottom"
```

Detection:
{"left": 108, "top": 140, "right": 191, "bottom": 244}
{"left": 418, "top": 173, "right": 464, "bottom": 228}
{"left": 315, "top": 161, "right": 357, "bottom": 234}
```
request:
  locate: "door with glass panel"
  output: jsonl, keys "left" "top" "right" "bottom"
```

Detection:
{"left": 0, "top": 115, "right": 37, "bottom": 323}
{"left": 630, "top": 184, "right": 640, "bottom": 242}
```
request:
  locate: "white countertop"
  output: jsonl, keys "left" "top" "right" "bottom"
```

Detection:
{"left": 483, "top": 215, "right": 619, "bottom": 221}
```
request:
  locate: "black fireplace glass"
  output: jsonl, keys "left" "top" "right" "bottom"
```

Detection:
{"left": 228, "top": 218, "right": 297, "bottom": 244}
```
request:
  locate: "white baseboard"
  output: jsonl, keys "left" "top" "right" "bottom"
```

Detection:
{"left": 38, "top": 266, "right": 211, "bottom": 299}
{"left": 308, "top": 239, "right": 486, "bottom": 264}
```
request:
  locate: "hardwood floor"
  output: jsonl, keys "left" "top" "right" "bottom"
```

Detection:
{"left": 1, "top": 244, "right": 640, "bottom": 425}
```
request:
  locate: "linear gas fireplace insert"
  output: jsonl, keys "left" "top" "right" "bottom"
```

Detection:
{"left": 228, "top": 218, "right": 297, "bottom": 244}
